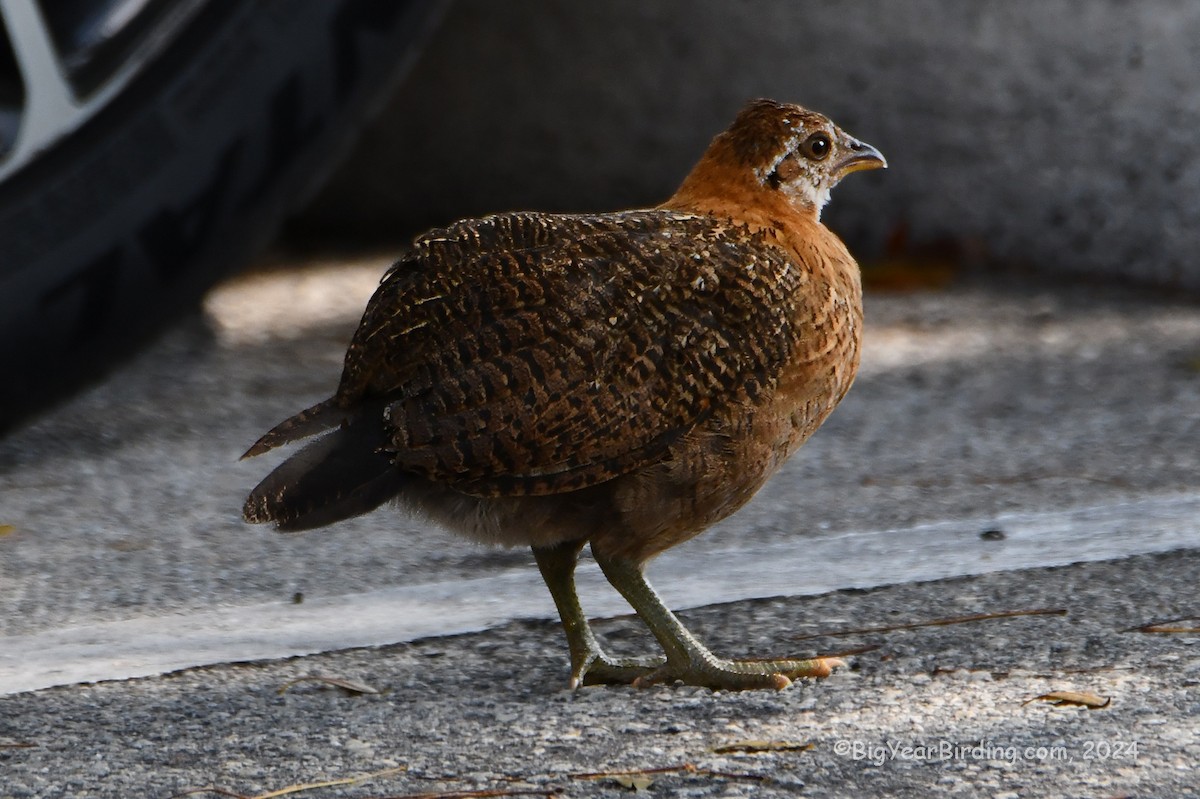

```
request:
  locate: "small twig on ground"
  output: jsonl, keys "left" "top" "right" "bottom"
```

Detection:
{"left": 277, "top": 674, "right": 380, "bottom": 695}
{"left": 712, "top": 740, "right": 813, "bottom": 755}
{"left": 792, "top": 607, "right": 1068, "bottom": 641}
{"left": 170, "top": 766, "right": 407, "bottom": 799}
{"left": 369, "top": 789, "right": 560, "bottom": 799}
{"left": 1058, "top": 665, "right": 1142, "bottom": 675}
{"left": 569, "top": 763, "right": 697, "bottom": 781}
{"left": 1023, "top": 690, "right": 1111, "bottom": 709}
{"left": 1122, "top": 616, "right": 1200, "bottom": 634}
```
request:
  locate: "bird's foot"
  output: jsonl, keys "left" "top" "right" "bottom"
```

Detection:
{"left": 570, "top": 648, "right": 666, "bottom": 689}
{"left": 631, "top": 655, "right": 845, "bottom": 691}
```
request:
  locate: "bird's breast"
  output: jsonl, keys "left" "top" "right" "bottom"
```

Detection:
{"left": 764, "top": 223, "right": 863, "bottom": 468}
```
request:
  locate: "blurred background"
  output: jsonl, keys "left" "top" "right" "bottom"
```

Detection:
{"left": 293, "top": 0, "right": 1200, "bottom": 289}
{"left": 2, "top": 0, "right": 1199, "bottom": 693}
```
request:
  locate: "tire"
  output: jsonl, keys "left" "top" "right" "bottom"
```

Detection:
{"left": 0, "top": 0, "right": 443, "bottom": 431}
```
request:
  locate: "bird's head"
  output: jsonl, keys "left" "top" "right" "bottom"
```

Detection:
{"left": 669, "top": 99, "right": 886, "bottom": 221}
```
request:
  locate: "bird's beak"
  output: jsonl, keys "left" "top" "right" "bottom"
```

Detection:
{"left": 834, "top": 136, "right": 887, "bottom": 176}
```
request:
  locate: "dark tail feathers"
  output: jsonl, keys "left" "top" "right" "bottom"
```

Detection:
{"left": 241, "top": 398, "right": 345, "bottom": 460}
{"left": 242, "top": 408, "right": 403, "bottom": 531}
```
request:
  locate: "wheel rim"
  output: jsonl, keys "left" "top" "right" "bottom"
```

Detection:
{"left": 0, "top": 0, "right": 206, "bottom": 180}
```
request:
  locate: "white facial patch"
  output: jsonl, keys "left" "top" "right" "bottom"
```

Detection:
{"left": 780, "top": 178, "right": 831, "bottom": 218}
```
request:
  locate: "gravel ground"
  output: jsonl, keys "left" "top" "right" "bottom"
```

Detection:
{"left": 3, "top": 550, "right": 1198, "bottom": 798}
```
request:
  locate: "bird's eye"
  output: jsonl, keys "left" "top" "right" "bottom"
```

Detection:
{"left": 800, "top": 132, "right": 832, "bottom": 161}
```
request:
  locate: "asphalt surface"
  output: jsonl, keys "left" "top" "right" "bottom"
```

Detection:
{"left": 2, "top": 254, "right": 1199, "bottom": 797}
{"left": 3, "top": 552, "right": 1198, "bottom": 798}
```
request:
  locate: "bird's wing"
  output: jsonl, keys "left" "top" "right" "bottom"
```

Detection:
{"left": 336, "top": 211, "right": 803, "bottom": 497}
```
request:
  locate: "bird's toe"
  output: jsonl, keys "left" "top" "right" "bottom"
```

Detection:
{"left": 570, "top": 651, "right": 666, "bottom": 689}
{"left": 630, "top": 655, "right": 845, "bottom": 691}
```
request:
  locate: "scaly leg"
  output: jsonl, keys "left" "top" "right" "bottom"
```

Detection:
{"left": 533, "top": 540, "right": 664, "bottom": 688}
{"left": 592, "top": 547, "right": 843, "bottom": 690}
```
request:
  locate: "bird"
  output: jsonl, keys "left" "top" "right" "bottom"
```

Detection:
{"left": 242, "top": 99, "right": 885, "bottom": 691}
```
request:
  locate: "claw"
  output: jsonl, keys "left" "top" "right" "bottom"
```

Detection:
{"left": 568, "top": 652, "right": 597, "bottom": 690}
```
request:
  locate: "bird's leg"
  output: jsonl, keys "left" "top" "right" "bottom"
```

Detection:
{"left": 592, "top": 547, "right": 843, "bottom": 691}
{"left": 532, "top": 541, "right": 664, "bottom": 688}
